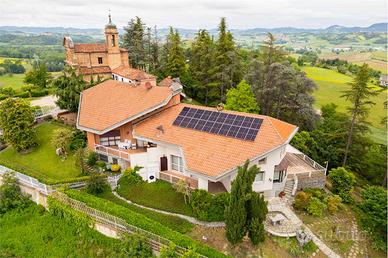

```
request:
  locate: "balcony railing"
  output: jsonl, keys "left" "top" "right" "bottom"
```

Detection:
{"left": 94, "top": 144, "right": 131, "bottom": 161}
{"left": 159, "top": 171, "right": 198, "bottom": 189}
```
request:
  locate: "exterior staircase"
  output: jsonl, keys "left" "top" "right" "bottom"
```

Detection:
{"left": 284, "top": 179, "right": 295, "bottom": 201}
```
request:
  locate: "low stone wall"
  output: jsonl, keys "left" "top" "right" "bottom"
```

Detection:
{"left": 297, "top": 174, "right": 326, "bottom": 190}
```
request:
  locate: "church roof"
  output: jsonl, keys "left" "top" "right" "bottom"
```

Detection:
{"left": 74, "top": 43, "right": 107, "bottom": 53}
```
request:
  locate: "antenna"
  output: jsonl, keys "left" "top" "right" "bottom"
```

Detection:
{"left": 108, "top": 9, "right": 112, "bottom": 23}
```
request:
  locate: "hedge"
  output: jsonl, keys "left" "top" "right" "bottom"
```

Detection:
{"left": 64, "top": 189, "right": 228, "bottom": 258}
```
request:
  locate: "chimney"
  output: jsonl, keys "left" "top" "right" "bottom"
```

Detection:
{"left": 156, "top": 125, "right": 164, "bottom": 137}
{"left": 144, "top": 81, "right": 152, "bottom": 90}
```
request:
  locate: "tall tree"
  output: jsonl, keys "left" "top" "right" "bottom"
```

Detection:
{"left": 24, "top": 64, "right": 52, "bottom": 88}
{"left": 189, "top": 30, "right": 215, "bottom": 104}
{"left": 341, "top": 64, "right": 377, "bottom": 166}
{"left": 225, "top": 80, "right": 259, "bottom": 113}
{"left": 123, "top": 17, "right": 147, "bottom": 69}
{"left": 225, "top": 160, "right": 267, "bottom": 245}
{"left": 0, "top": 98, "right": 36, "bottom": 152}
{"left": 164, "top": 27, "right": 186, "bottom": 78}
{"left": 52, "top": 66, "right": 88, "bottom": 112}
{"left": 212, "top": 18, "right": 242, "bottom": 103}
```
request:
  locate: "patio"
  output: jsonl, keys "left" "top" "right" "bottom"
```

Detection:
{"left": 94, "top": 144, "right": 147, "bottom": 161}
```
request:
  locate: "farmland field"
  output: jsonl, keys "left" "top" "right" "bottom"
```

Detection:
{"left": 303, "top": 66, "right": 387, "bottom": 145}
{"left": 319, "top": 51, "right": 387, "bottom": 73}
{"left": 0, "top": 74, "right": 25, "bottom": 90}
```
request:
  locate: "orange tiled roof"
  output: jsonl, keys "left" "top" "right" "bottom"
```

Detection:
{"left": 112, "top": 66, "right": 156, "bottom": 81}
{"left": 159, "top": 76, "right": 174, "bottom": 87}
{"left": 74, "top": 43, "right": 107, "bottom": 53}
{"left": 79, "top": 66, "right": 111, "bottom": 75}
{"left": 78, "top": 80, "right": 174, "bottom": 132}
{"left": 133, "top": 104, "right": 298, "bottom": 177}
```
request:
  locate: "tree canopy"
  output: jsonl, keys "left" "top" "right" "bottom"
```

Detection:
{"left": 225, "top": 80, "right": 259, "bottom": 113}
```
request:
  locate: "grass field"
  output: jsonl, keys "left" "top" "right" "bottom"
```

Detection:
{"left": 319, "top": 51, "right": 387, "bottom": 73}
{"left": 0, "top": 204, "right": 120, "bottom": 257}
{"left": 117, "top": 178, "right": 194, "bottom": 216}
{"left": 0, "top": 74, "right": 25, "bottom": 90}
{"left": 0, "top": 121, "right": 82, "bottom": 183}
{"left": 302, "top": 66, "right": 387, "bottom": 144}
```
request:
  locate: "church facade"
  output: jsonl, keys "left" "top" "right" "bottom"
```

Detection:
{"left": 63, "top": 15, "right": 155, "bottom": 86}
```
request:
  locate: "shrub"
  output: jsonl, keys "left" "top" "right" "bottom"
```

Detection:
{"left": 69, "top": 130, "right": 86, "bottom": 151}
{"left": 123, "top": 166, "right": 143, "bottom": 184}
{"left": 0, "top": 172, "right": 31, "bottom": 214}
{"left": 307, "top": 197, "right": 326, "bottom": 217}
{"left": 160, "top": 242, "right": 178, "bottom": 258}
{"left": 303, "top": 188, "right": 324, "bottom": 200}
{"left": 293, "top": 191, "right": 312, "bottom": 210}
{"left": 86, "top": 173, "right": 110, "bottom": 194}
{"left": 190, "top": 190, "right": 229, "bottom": 221}
{"left": 30, "top": 89, "right": 49, "bottom": 97}
{"left": 303, "top": 240, "right": 318, "bottom": 252}
{"left": 111, "top": 164, "right": 121, "bottom": 172}
{"left": 118, "top": 233, "right": 153, "bottom": 258}
{"left": 326, "top": 195, "right": 342, "bottom": 214}
{"left": 86, "top": 152, "right": 98, "bottom": 166}
{"left": 96, "top": 161, "right": 106, "bottom": 170}
{"left": 51, "top": 128, "right": 73, "bottom": 154}
{"left": 328, "top": 167, "right": 355, "bottom": 203}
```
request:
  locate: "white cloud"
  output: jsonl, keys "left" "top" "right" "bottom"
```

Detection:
{"left": 0, "top": 0, "right": 386, "bottom": 29}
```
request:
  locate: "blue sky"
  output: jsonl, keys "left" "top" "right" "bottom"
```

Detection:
{"left": 0, "top": 0, "right": 386, "bottom": 29}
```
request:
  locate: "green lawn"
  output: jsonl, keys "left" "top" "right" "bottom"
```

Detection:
{"left": 0, "top": 204, "right": 120, "bottom": 257}
{"left": 117, "top": 178, "right": 194, "bottom": 216}
{"left": 95, "top": 190, "right": 193, "bottom": 234}
{"left": 0, "top": 121, "right": 83, "bottom": 184}
{"left": 0, "top": 74, "right": 25, "bottom": 90}
{"left": 303, "top": 66, "right": 387, "bottom": 145}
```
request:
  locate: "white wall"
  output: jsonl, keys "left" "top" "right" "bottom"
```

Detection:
{"left": 112, "top": 73, "right": 132, "bottom": 83}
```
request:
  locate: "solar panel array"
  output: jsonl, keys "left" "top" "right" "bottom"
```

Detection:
{"left": 173, "top": 107, "right": 263, "bottom": 141}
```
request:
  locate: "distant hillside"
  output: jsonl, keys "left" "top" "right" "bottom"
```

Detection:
{"left": 0, "top": 23, "right": 386, "bottom": 36}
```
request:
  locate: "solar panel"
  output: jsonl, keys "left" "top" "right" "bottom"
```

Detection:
{"left": 173, "top": 107, "right": 263, "bottom": 141}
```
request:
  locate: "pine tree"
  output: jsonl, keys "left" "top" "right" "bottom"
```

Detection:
{"left": 123, "top": 17, "right": 146, "bottom": 69}
{"left": 212, "top": 17, "right": 242, "bottom": 103}
{"left": 225, "top": 80, "right": 259, "bottom": 113}
{"left": 164, "top": 27, "right": 186, "bottom": 78}
{"left": 341, "top": 63, "right": 377, "bottom": 166}
{"left": 189, "top": 30, "right": 215, "bottom": 104}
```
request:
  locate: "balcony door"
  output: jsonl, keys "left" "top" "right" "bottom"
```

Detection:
{"left": 100, "top": 130, "right": 120, "bottom": 146}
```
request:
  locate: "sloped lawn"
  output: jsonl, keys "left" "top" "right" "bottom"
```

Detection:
{"left": 117, "top": 177, "right": 194, "bottom": 217}
{"left": 0, "top": 204, "right": 120, "bottom": 257}
{"left": 0, "top": 121, "right": 83, "bottom": 184}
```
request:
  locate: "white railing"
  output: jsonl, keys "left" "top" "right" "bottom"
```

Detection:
{"left": 291, "top": 174, "right": 298, "bottom": 196}
{"left": 0, "top": 165, "right": 88, "bottom": 195}
{"left": 53, "top": 192, "right": 206, "bottom": 257}
{"left": 295, "top": 153, "right": 326, "bottom": 172}
{"left": 94, "top": 144, "right": 131, "bottom": 161}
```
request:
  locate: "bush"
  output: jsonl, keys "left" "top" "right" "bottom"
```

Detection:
{"left": 86, "top": 173, "right": 110, "bottom": 194}
{"left": 293, "top": 191, "right": 312, "bottom": 210}
{"left": 111, "top": 164, "right": 121, "bottom": 172}
{"left": 303, "top": 240, "right": 318, "bottom": 252}
{"left": 87, "top": 152, "right": 98, "bottom": 166}
{"left": 0, "top": 172, "right": 31, "bottom": 214}
{"left": 14, "top": 91, "right": 30, "bottom": 98}
{"left": 326, "top": 195, "right": 342, "bottom": 214}
{"left": 69, "top": 130, "right": 86, "bottom": 151}
{"left": 118, "top": 233, "right": 153, "bottom": 258}
{"left": 123, "top": 166, "right": 143, "bottom": 184}
{"left": 303, "top": 188, "right": 324, "bottom": 200}
{"left": 307, "top": 197, "right": 326, "bottom": 217}
{"left": 190, "top": 190, "right": 229, "bottom": 221}
{"left": 51, "top": 128, "right": 73, "bottom": 154}
{"left": 328, "top": 167, "right": 355, "bottom": 203}
{"left": 30, "top": 89, "right": 49, "bottom": 97}
{"left": 96, "top": 161, "right": 106, "bottom": 170}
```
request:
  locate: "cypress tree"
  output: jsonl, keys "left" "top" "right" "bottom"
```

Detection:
{"left": 248, "top": 192, "right": 268, "bottom": 245}
{"left": 123, "top": 17, "right": 146, "bottom": 69}
{"left": 162, "top": 27, "right": 186, "bottom": 78}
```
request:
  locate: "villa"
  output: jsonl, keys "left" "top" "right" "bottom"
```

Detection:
{"left": 77, "top": 78, "right": 326, "bottom": 198}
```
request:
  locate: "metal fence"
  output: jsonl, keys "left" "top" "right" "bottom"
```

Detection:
{"left": 53, "top": 192, "right": 205, "bottom": 257}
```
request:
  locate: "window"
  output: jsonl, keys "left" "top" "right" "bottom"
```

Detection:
{"left": 121, "top": 78, "right": 124, "bottom": 82}
{"left": 258, "top": 157, "right": 267, "bottom": 165}
{"left": 111, "top": 35, "right": 115, "bottom": 47}
{"left": 254, "top": 171, "right": 265, "bottom": 182}
{"left": 99, "top": 154, "right": 108, "bottom": 162}
{"left": 171, "top": 155, "right": 184, "bottom": 172}
{"left": 98, "top": 57, "right": 103, "bottom": 64}
{"left": 100, "top": 130, "right": 120, "bottom": 146}
{"left": 274, "top": 170, "right": 285, "bottom": 183}
{"left": 112, "top": 74, "right": 115, "bottom": 79}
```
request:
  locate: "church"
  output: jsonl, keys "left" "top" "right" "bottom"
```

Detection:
{"left": 63, "top": 15, "right": 156, "bottom": 86}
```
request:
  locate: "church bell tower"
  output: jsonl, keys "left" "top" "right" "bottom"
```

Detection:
{"left": 104, "top": 12, "right": 121, "bottom": 69}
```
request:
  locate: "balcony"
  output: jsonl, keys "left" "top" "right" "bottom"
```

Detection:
{"left": 94, "top": 144, "right": 147, "bottom": 161}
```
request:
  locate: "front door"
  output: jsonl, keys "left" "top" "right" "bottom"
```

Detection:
{"left": 160, "top": 156, "right": 168, "bottom": 171}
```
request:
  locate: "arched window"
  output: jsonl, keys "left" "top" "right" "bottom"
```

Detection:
{"left": 111, "top": 35, "right": 115, "bottom": 47}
